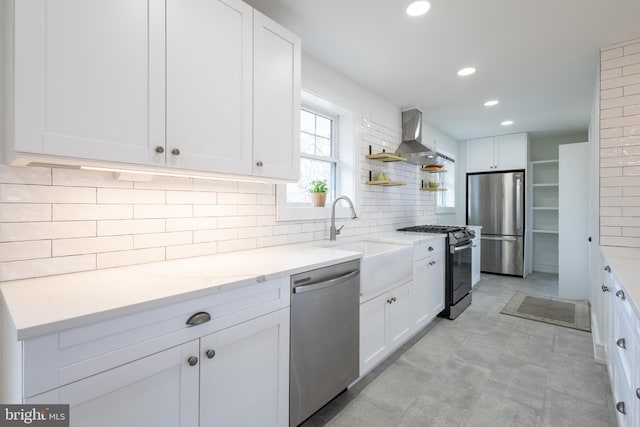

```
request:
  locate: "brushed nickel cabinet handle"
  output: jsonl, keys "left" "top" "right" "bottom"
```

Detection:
{"left": 617, "top": 338, "right": 626, "bottom": 349}
{"left": 604, "top": 265, "right": 611, "bottom": 273}
{"left": 256, "top": 161, "right": 264, "bottom": 167}
{"left": 616, "top": 290, "right": 626, "bottom": 300}
{"left": 186, "top": 311, "right": 211, "bottom": 327}
{"left": 171, "top": 148, "right": 180, "bottom": 155}
{"left": 205, "top": 349, "right": 216, "bottom": 359}
{"left": 187, "top": 356, "right": 198, "bottom": 367}
{"left": 616, "top": 401, "right": 625, "bottom": 415}
{"left": 601, "top": 284, "right": 608, "bottom": 293}
{"left": 155, "top": 146, "right": 164, "bottom": 153}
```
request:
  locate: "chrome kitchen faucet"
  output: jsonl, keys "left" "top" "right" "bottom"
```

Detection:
{"left": 329, "top": 196, "right": 358, "bottom": 241}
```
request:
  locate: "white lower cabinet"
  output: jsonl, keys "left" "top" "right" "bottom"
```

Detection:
{"left": 602, "top": 256, "right": 639, "bottom": 427}
{"left": 17, "top": 278, "right": 290, "bottom": 427}
{"left": 28, "top": 341, "right": 200, "bottom": 427}
{"left": 360, "top": 282, "right": 411, "bottom": 375}
{"left": 199, "top": 309, "right": 289, "bottom": 427}
{"left": 411, "top": 252, "right": 445, "bottom": 330}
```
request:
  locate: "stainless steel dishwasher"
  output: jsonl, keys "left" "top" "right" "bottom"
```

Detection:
{"left": 290, "top": 259, "right": 360, "bottom": 427}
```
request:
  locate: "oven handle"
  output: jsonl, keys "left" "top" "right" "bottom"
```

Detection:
{"left": 451, "top": 242, "right": 473, "bottom": 253}
{"left": 481, "top": 236, "right": 518, "bottom": 242}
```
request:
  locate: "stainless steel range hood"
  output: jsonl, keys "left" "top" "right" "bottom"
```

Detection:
{"left": 395, "top": 108, "right": 437, "bottom": 165}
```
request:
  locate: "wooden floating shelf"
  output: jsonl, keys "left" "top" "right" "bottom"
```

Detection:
{"left": 420, "top": 187, "right": 447, "bottom": 191}
{"left": 366, "top": 180, "right": 406, "bottom": 186}
{"left": 365, "top": 153, "right": 407, "bottom": 162}
{"left": 421, "top": 168, "right": 448, "bottom": 173}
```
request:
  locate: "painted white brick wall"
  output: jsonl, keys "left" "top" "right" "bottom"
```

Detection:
{"left": 600, "top": 37, "right": 640, "bottom": 247}
{"left": 0, "top": 117, "right": 437, "bottom": 282}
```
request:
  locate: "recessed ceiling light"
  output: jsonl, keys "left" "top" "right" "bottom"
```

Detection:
{"left": 501, "top": 120, "right": 514, "bottom": 126}
{"left": 457, "top": 67, "right": 476, "bottom": 77}
{"left": 484, "top": 100, "right": 499, "bottom": 107}
{"left": 406, "top": 1, "right": 431, "bottom": 17}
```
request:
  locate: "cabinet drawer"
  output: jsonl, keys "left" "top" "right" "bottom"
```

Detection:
{"left": 413, "top": 239, "right": 445, "bottom": 261}
{"left": 24, "top": 277, "right": 289, "bottom": 399}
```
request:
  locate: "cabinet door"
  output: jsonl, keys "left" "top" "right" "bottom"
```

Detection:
{"left": 14, "top": 0, "right": 165, "bottom": 164}
{"left": 495, "top": 133, "right": 527, "bottom": 171}
{"left": 411, "top": 259, "right": 430, "bottom": 329}
{"left": 166, "top": 0, "right": 253, "bottom": 173}
{"left": 199, "top": 309, "right": 289, "bottom": 427}
{"left": 426, "top": 254, "right": 446, "bottom": 319}
{"left": 253, "top": 10, "right": 301, "bottom": 181}
{"left": 360, "top": 293, "right": 389, "bottom": 375}
{"left": 387, "top": 283, "right": 412, "bottom": 350}
{"left": 27, "top": 341, "right": 199, "bottom": 427}
{"left": 465, "top": 137, "right": 495, "bottom": 172}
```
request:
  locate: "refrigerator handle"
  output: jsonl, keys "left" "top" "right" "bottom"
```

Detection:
{"left": 515, "top": 176, "right": 522, "bottom": 233}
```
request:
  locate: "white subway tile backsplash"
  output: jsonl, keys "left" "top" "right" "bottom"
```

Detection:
{"left": 601, "top": 74, "right": 640, "bottom": 90}
{"left": 133, "top": 232, "right": 192, "bottom": 249}
{"left": 600, "top": 235, "right": 640, "bottom": 247}
{"left": 601, "top": 87, "right": 624, "bottom": 99}
{"left": 601, "top": 226, "right": 622, "bottom": 236}
{"left": 624, "top": 63, "right": 640, "bottom": 76}
{"left": 192, "top": 204, "right": 238, "bottom": 217}
{"left": 624, "top": 42, "right": 640, "bottom": 56}
{"left": 53, "top": 204, "right": 133, "bottom": 221}
{"left": 601, "top": 115, "right": 640, "bottom": 129}
{"left": 601, "top": 216, "right": 640, "bottom": 226}
{"left": 601, "top": 68, "right": 623, "bottom": 80}
{"left": 601, "top": 47, "right": 623, "bottom": 61}
{"left": 624, "top": 105, "right": 640, "bottom": 116}
{"left": 237, "top": 182, "right": 275, "bottom": 195}
{"left": 98, "top": 219, "right": 164, "bottom": 236}
{"left": 0, "top": 204, "right": 51, "bottom": 222}
{"left": 625, "top": 84, "right": 640, "bottom": 96}
{"left": 601, "top": 127, "right": 624, "bottom": 139}
{"left": 97, "top": 188, "right": 164, "bottom": 204}
{"left": 0, "top": 165, "right": 51, "bottom": 185}
{"left": 192, "top": 179, "right": 238, "bottom": 193}
{"left": 600, "top": 157, "right": 623, "bottom": 168}
{"left": 622, "top": 227, "right": 640, "bottom": 237}
{"left": 623, "top": 186, "right": 640, "bottom": 196}
{"left": 0, "top": 255, "right": 96, "bottom": 281}
{"left": 217, "top": 193, "right": 257, "bottom": 205}
{"left": 601, "top": 167, "right": 622, "bottom": 178}
{"left": 257, "top": 235, "right": 288, "bottom": 248}
{"left": 601, "top": 187, "right": 622, "bottom": 197}
{"left": 53, "top": 236, "right": 133, "bottom": 256}
{"left": 601, "top": 52, "right": 640, "bottom": 71}
{"left": 166, "top": 217, "right": 217, "bottom": 232}
{"left": 601, "top": 94, "right": 640, "bottom": 109}
{"left": 217, "top": 216, "right": 257, "bottom": 229}
{"left": 97, "top": 248, "right": 165, "bottom": 269}
{"left": 0, "top": 241, "right": 51, "bottom": 262}
{"left": 623, "top": 206, "right": 640, "bottom": 216}
{"left": 601, "top": 206, "right": 622, "bottom": 216}
{"left": 134, "top": 176, "right": 193, "bottom": 191}
{"left": 166, "top": 242, "right": 218, "bottom": 260}
{"left": 193, "top": 228, "right": 237, "bottom": 243}
{"left": 0, "top": 221, "right": 95, "bottom": 242}
{"left": 218, "top": 238, "right": 257, "bottom": 253}
{"left": 134, "top": 205, "right": 191, "bottom": 219}
{"left": 0, "top": 184, "right": 95, "bottom": 204}
{"left": 166, "top": 191, "right": 216, "bottom": 205}
{"left": 601, "top": 107, "right": 623, "bottom": 119}
{"left": 236, "top": 226, "right": 272, "bottom": 239}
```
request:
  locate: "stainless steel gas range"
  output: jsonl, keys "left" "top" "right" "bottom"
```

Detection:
{"left": 397, "top": 225, "right": 475, "bottom": 319}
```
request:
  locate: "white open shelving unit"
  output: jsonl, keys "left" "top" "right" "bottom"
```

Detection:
{"left": 530, "top": 159, "right": 559, "bottom": 273}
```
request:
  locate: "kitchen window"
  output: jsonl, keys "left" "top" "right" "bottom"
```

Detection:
{"left": 276, "top": 90, "right": 357, "bottom": 221}
{"left": 286, "top": 109, "right": 338, "bottom": 204}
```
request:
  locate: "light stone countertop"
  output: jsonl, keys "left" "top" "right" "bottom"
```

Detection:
{"left": 600, "top": 245, "right": 640, "bottom": 319}
{"left": 0, "top": 232, "right": 445, "bottom": 340}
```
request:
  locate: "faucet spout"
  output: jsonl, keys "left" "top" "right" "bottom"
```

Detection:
{"left": 330, "top": 196, "right": 358, "bottom": 241}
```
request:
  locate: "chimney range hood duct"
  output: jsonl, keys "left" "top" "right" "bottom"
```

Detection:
{"left": 395, "top": 108, "right": 437, "bottom": 165}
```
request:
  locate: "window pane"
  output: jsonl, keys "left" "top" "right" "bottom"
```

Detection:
{"left": 315, "top": 137, "right": 331, "bottom": 157}
{"left": 286, "top": 158, "right": 335, "bottom": 204}
{"left": 300, "top": 110, "right": 315, "bottom": 134}
{"left": 300, "top": 133, "right": 315, "bottom": 155}
{"left": 316, "top": 115, "right": 332, "bottom": 139}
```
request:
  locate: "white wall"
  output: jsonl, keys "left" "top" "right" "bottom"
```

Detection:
{"left": 0, "top": 50, "right": 454, "bottom": 283}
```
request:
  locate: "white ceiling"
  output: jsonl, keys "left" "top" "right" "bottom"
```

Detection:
{"left": 244, "top": 0, "right": 640, "bottom": 141}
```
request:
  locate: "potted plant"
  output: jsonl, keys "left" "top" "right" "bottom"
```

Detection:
{"left": 308, "top": 179, "right": 328, "bottom": 207}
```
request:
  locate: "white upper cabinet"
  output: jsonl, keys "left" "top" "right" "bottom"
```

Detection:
{"left": 466, "top": 133, "right": 527, "bottom": 172}
{"left": 9, "top": 0, "right": 300, "bottom": 182}
{"left": 13, "top": 0, "right": 165, "bottom": 165}
{"left": 166, "top": 0, "right": 253, "bottom": 174}
{"left": 253, "top": 11, "right": 301, "bottom": 181}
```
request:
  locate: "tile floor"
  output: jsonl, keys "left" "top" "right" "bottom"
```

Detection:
{"left": 302, "top": 273, "right": 616, "bottom": 427}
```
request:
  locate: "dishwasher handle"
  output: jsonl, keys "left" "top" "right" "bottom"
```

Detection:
{"left": 293, "top": 269, "right": 360, "bottom": 294}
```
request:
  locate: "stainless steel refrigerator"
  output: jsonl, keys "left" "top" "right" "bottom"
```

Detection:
{"left": 467, "top": 171, "right": 525, "bottom": 277}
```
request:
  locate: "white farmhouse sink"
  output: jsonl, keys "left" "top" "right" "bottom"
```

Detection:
{"left": 328, "top": 240, "right": 413, "bottom": 301}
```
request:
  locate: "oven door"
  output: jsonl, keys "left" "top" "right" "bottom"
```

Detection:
{"left": 451, "top": 242, "right": 473, "bottom": 305}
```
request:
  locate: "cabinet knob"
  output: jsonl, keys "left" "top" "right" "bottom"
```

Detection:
{"left": 387, "top": 298, "right": 393, "bottom": 304}
{"left": 428, "top": 246, "right": 434, "bottom": 251}
{"left": 205, "top": 349, "right": 216, "bottom": 359}
{"left": 604, "top": 265, "right": 611, "bottom": 273}
{"left": 617, "top": 338, "right": 626, "bottom": 349}
{"left": 601, "top": 284, "right": 609, "bottom": 293}
{"left": 636, "top": 388, "right": 640, "bottom": 400}
{"left": 392, "top": 297, "right": 397, "bottom": 302}
{"left": 155, "top": 146, "right": 165, "bottom": 154}
{"left": 616, "top": 401, "right": 626, "bottom": 415}
{"left": 186, "top": 311, "right": 211, "bottom": 327}
{"left": 187, "top": 356, "right": 198, "bottom": 367}
{"left": 256, "top": 161, "right": 264, "bottom": 167}
{"left": 171, "top": 148, "right": 180, "bottom": 156}
{"left": 616, "top": 290, "right": 626, "bottom": 300}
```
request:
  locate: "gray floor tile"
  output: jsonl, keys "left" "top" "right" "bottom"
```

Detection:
{"left": 303, "top": 273, "right": 613, "bottom": 427}
{"left": 540, "top": 388, "right": 614, "bottom": 427}
{"left": 465, "top": 380, "right": 539, "bottom": 427}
